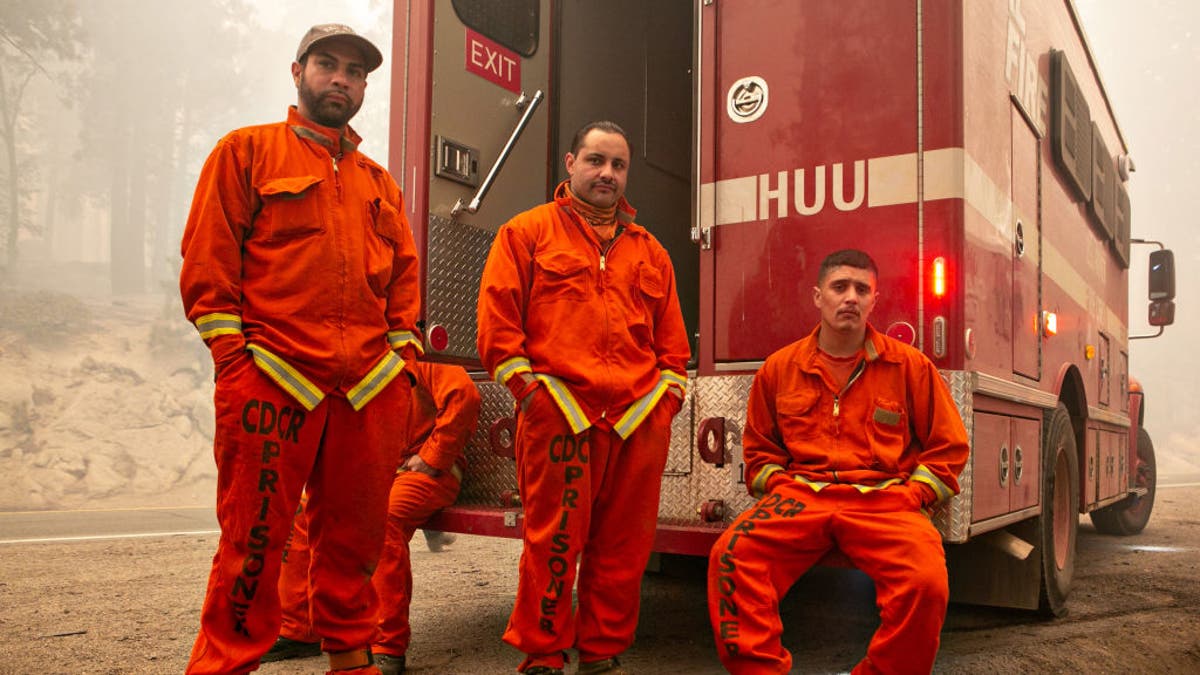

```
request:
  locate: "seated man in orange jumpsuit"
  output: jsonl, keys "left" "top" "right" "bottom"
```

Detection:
{"left": 477, "top": 121, "right": 691, "bottom": 675}
{"left": 707, "top": 249, "right": 969, "bottom": 675}
{"left": 263, "top": 361, "right": 481, "bottom": 675}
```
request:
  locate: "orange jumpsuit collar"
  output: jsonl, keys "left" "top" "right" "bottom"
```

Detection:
{"left": 286, "top": 105, "right": 362, "bottom": 155}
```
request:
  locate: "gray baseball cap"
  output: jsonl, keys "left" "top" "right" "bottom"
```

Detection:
{"left": 296, "top": 24, "right": 383, "bottom": 73}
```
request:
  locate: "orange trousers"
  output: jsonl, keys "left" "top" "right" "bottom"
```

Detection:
{"left": 278, "top": 469, "right": 460, "bottom": 656}
{"left": 186, "top": 354, "right": 407, "bottom": 674}
{"left": 707, "top": 482, "right": 949, "bottom": 675}
{"left": 503, "top": 388, "right": 677, "bottom": 671}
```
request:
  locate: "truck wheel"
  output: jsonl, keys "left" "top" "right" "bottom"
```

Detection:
{"left": 1089, "top": 427, "right": 1157, "bottom": 535}
{"left": 1038, "top": 403, "right": 1079, "bottom": 618}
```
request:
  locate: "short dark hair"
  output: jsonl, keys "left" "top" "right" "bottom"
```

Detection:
{"left": 818, "top": 249, "right": 878, "bottom": 284}
{"left": 569, "top": 120, "right": 632, "bottom": 155}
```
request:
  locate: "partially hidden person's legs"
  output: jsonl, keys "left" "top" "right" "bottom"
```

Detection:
{"left": 372, "top": 469, "right": 460, "bottom": 664}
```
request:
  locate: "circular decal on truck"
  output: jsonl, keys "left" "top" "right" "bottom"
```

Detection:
{"left": 727, "top": 76, "right": 769, "bottom": 123}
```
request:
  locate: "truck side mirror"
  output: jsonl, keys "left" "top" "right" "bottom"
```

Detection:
{"left": 1148, "top": 249, "right": 1175, "bottom": 301}
{"left": 1148, "top": 299, "right": 1175, "bottom": 327}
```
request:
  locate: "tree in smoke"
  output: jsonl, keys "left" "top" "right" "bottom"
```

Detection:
{"left": 0, "top": 0, "right": 81, "bottom": 280}
{"left": 75, "top": 0, "right": 256, "bottom": 295}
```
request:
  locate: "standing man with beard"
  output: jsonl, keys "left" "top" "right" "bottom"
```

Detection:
{"left": 477, "top": 121, "right": 691, "bottom": 675}
{"left": 180, "top": 24, "right": 422, "bottom": 675}
{"left": 706, "top": 249, "right": 968, "bottom": 674}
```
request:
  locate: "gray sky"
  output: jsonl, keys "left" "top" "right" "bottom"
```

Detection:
{"left": 1076, "top": 0, "right": 1200, "bottom": 468}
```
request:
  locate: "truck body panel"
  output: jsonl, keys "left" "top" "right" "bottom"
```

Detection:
{"left": 389, "top": 0, "right": 1158, "bottom": 609}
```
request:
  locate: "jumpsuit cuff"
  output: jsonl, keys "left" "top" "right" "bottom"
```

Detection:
{"left": 750, "top": 464, "right": 787, "bottom": 497}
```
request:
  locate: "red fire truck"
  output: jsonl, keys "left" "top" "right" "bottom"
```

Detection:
{"left": 392, "top": 0, "right": 1176, "bottom": 614}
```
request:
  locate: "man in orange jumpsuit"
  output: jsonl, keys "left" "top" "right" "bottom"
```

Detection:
{"left": 477, "top": 121, "right": 691, "bottom": 675}
{"left": 707, "top": 249, "right": 969, "bottom": 675}
{"left": 179, "top": 24, "right": 422, "bottom": 675}
{"left": 264, "top": 361, "right": 480, "bottom": 675}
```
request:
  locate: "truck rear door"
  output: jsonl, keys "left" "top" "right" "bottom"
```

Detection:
{"left": 390, "top": 0, "right": 551, "bottom": 362}
{"left": 697, "top": 0, "right": 925, "bottom": 368}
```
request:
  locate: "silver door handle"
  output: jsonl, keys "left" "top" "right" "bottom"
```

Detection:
{"left": 452, "top": 89, "right": 544, "bottom": 217}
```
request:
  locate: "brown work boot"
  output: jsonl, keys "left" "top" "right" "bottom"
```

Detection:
{"left": 422, "top": 529, "right": 457, "bottom": 552}
{"left": 261, "top": 636, "right": 322, "bottom": 662}
{"left": 577, "top": 656, "right": 629, "bottom": 674}
{"left": 375, "top": 652, "right": 406, "bottom": 675}
{"left": 523, "top": 667, "right": 564, "bottom": 675}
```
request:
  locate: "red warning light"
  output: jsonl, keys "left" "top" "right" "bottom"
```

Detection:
{"left": 429, "top": 324, "right": 450, "bottom": 352}
{"left": 932, "top": 257, "right": 947, "bottom": 297}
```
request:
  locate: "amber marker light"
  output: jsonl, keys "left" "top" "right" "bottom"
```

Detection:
{"left": 932, "top": 256, "right": 947, "bottom": 297}
{"left": 1042, "top": 311, "right": 1058, "bottom": 337}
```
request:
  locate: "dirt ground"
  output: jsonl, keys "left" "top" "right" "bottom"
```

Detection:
{"left": 1, "top": 483, "right": 1197, "bottom": 674}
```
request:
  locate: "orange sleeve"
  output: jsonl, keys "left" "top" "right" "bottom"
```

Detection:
{"left": 380, "top": 184, "right": 423, "bottom": 364}
{"left": 907, "top": 355, "right": 970, "bottom": 499}
{"left": 649, "top": 242, "right": 691, "bottom": 381}
{"left": 741, "top": 359, "right": 792, "bottom": 497}
{"left": 412, "top": 362, "right": 482, "bottom": 471}
{"left": 476, "top": 216, "right": 536, "bottom": 398}
{"left": 179, "top": 135, "right": 251, "bottom": 374}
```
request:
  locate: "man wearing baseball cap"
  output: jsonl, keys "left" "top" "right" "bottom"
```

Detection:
{"left": 181, "top": 23, "right": 421, "bottom": 675}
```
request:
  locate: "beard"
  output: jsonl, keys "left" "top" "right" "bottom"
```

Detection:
{"left": 297, "top": 75, "right": 362, "bottom": 129}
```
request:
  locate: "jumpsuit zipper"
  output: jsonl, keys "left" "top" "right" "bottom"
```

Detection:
{"left": 595, "top": 226, "right": 622, "bottom": 419}
{"left": 832, "top": 358, "right": 867, "bottom": 417}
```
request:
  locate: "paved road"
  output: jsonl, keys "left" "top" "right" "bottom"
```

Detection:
{"left": 0, "top": 505, "right": 217, "bottom": 544}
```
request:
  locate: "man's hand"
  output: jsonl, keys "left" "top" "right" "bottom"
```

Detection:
{"left": 516, "top": 372, "right": 539, "bottom": 412}
{"left": 909, "top": 481, "right": 938, "bottom": 508}
{"left": 403, "top": 454, "right": 440, "bottom": 477}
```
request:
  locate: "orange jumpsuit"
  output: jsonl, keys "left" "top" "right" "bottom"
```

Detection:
{"left": 708, "top": 324, "right": 968, "bottom": 675}
{"left": 477, "top": 182, "right": 690, "bottom": 671}
{"left": 278, "top": 362, "right": 480, "bottom": 659}
{"left": 181, "top": 107, "right": 422, "bottom": 674}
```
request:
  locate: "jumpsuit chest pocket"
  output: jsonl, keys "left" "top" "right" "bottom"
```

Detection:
{"left": 255, "top": 176, "right": 325, "bottom": 241}
{"left": 532, "top": 249, "right": 591, "bottom": 301}
{"left": 365, "top": 198, "right": 403, "bottom": 297}
{"left": 867, "top": 397, "right": 908, "bottom": 469}
{"left": 775, "top": 389, "right": 822, "bottom": 445}
{"left": 636, "top": 264, "right": 665, "bottom": 300}
{"left": 626, "top": 262, "right": 666, "bottom": 345}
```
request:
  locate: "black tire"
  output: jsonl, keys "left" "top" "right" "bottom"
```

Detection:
{"left": 1038, "top": 403, "right": 1079, "bottom": 618}
{"left": 1089, "top": 427, "right": 1157, "bottom": 535}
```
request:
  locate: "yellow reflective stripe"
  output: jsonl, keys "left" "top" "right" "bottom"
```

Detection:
{"left": 851, "top": 477, "right": 903, "bottom": 493}
{"left": 495, "top": 356, "right": 533, "bottom": 385}
{"left": 751, "top": 464, "right": 785, "bottom": 497}
{"left": 792, "top": 474, "right": 831, "bottom": 492}
{"left": 195, "top": 313, "right": 242, "bottom": 340}
{"left": 613, "top": 379, "right": 670, "bottom": 439}
{"left": 661, "top": 369, "right": 688, "bottom": 397}
{"left": 532, "top": 374, "right": 590, "bottom": 434}
{"left": 387, "top": 330, "right": 425, "bottom": 355}
{"left": 910, "top": 464, "right": 955, "bottom": 501}
{"left": 346, "top": 351, "right": 406, "bottom": 411}
{"left": 245, "top": 344, "right": 324, "bottom": 411}
{"left": 792, "top": 473, "right": 900, "bottom": 493}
